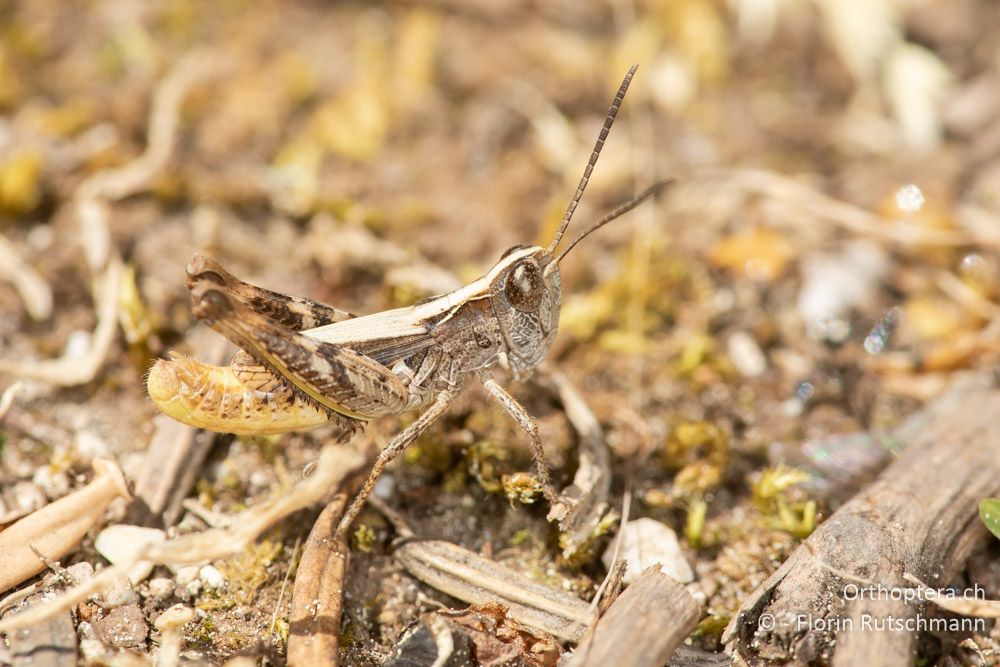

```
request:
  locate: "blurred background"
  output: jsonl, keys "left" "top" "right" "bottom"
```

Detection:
{"left": 2, "top": 0, "right": 1000, "bottom": 662}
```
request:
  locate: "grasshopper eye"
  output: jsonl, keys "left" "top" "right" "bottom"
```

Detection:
{"left": 504, "top": 262, "right": 544, "bottom": 312}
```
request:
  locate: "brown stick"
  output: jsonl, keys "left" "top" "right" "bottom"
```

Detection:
{"left": 723, "top": 373, "right": 1000, "bottom": 664}
{"left": 565, "top": 567, "right": 701, "bottom": 667}
{"left": 287, "top": 495, "right": 351, "bottom": 667}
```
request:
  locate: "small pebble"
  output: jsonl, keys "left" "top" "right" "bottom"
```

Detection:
{"left": 602, "top": 518, "right": 695, "bottom": 584}
{"left": 895, "top": 183, "right": 925, "bottom": 213}
{"left": 174, "top": 565, "right": 199, "bottom": 587}
{"left": 79, "top": 638, "right": 110, "bottom": 663}
{"left": 100, "top": 575, "right": 139, "bottom": 608}
{"left": 184, "top": 578, "right": 202, "bottom": 597}
{"left": 64, "top": 562, "right": 95, "bottom": 584}
{"left": 797, "top": 240, "right": 888, "bottom": 342}
{"left": 93, "top": 603, "right": 148, "bottom": 648}
{"left": 147, "top": 577, "right": 175, "bottom": 600}
{"left": 248, "top": 470, "right": 270, "bottom": 490}
{"left": 74, "top": 431, "right": 110, "bottom": 462}
{"left": 64, "top": 330, "right": 92, "bottom": 359}
{"left": 11, "top": 481, "right": 46, "bottom": 514}
{"left": 727, "top": 331, "right": 767, "bottom": 377}
{"left": 199, "top": 565, "right": 225, "bottom": 589}
{"left": 78, "top": 620, "right": 97, "bottom": 640}
{"left": 32, "top": 467, "right": 71, "bottom": 499}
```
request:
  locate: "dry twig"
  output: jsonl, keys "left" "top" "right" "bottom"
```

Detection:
{"left": 565, "top": 567, "right": 701, "bottom": 667}
{"left": 393, "top": 539, "right": 595, "bottom": 642}
{"left": 0, "top": 257, "right": 122, "bottom": 385}
{"left": 0, "top": 54, "right": 224, "bottom": 387}
{"left": 128, "top": 333, "right": 231, "bottom": 527}
{"left": 536, "top": 367, "right": 613, "bottom": 559}
{"left": 287, "top": 495, "right": 351, "bottom": 667}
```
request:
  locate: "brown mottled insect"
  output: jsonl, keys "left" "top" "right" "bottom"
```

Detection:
{"left": 148, "top": 65, "right": 670, "bottom": 536}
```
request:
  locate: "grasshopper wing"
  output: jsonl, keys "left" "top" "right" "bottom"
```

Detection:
{"left": 189, "top": 281, "right": 409, "bottom": 419}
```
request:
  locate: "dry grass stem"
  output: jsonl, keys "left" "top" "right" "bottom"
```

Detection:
{"left": 394, "top": 539, "right": 595, "bottom": 642}
{"left": 287, "top": 495, "right": 350, "bottom": 667}
{"left": 74, "top": 53, "right": 222, "bottom": 272}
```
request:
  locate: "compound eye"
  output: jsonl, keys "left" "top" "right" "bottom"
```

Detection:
{"left": 504, "top": 261, "right": 544, "bottom": 312}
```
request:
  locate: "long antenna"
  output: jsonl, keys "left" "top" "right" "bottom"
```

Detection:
{"left": 556, "top": 179, "right": 674, "bottom": 263}
{"left": 546, "top": 64, "right": 638, "bottom": 254}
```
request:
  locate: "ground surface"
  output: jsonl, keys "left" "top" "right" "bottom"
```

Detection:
{"left": 2, "top": 1, "right": 1000, "bottom": 665}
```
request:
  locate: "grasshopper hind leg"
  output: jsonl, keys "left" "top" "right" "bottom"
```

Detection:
{"left": 187, "top": 254, "right": 355, "bottom": 332}
{"left": 188, "top": 281, "right": 410, "bottom": 419}
{"left": 335, "top": 389, "right": 456, "bottom": 539}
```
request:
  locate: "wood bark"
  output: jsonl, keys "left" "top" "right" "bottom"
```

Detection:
{"left": 566, "top": 567, "right": 701, "bottom": 667}
{"left": 723, "top": 374, "right": 1000, "bottom": 664}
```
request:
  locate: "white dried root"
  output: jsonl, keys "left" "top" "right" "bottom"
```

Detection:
{"left": 0, "top": 53, "right": 225, "bottom": 387}
{"left": 153, "top": 604, "right": 195, "bottom": 667}
{"left": 74, "top": 52, "right": 220, "bottom": 272}
{"left": 0, "top": 235, "right": 52, "bottom": 321}
{"left": 0, "top": 382, "right": 22, "bottom": 421}
{"left": 0, "top": 459, "right": 130, "bottom": 595}
{"left": 0, "top": 256, "right": 122, "bottom": 385}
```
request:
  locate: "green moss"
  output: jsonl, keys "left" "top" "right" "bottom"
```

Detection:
{"left": 501, "top": 472, "right": 543, "bottom": 505}
{"left": 685, "top": 497, "right": 708, "bottom": 549}
{"left": 752, "top": 466, "right": 816, "bottom": 538}
{"left": 198, "top": 540, "right": 283, "bottom": 610}
{"left": 693, "top": 611, "right": 731, "bottom": 639}
{"left": 352, "top": 524, "right": 376, "bottom": 553}
{"left": 664, "top": 420, "right": 729, "bottom": 497}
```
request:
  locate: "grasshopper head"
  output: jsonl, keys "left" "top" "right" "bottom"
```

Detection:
{"left": 485, "top": 66, "right": 671, "bottom": 377}
{"left": 488, "top": 245, "right": 561, "bottom": 377}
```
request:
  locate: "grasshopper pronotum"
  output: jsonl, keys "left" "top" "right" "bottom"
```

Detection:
{"left": 147, "top": 65, "right": 669, "bottom": 536}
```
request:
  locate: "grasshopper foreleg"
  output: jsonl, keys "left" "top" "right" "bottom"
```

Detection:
{"left": 480, "top": 376, "right": 559, "bottom": 504}
{"left": 335, "top": 389, "right": 456, "bottom": 539}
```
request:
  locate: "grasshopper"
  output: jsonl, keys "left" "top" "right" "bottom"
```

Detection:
{"left": 147, "top": 65, "right": 669, "bottom": 537}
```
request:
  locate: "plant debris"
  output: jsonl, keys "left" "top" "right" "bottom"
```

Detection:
{"left": 2, "top": 1, "right": 1000, "bottom": 664}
